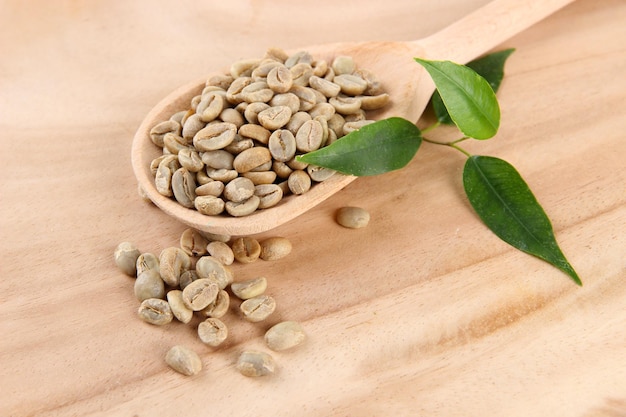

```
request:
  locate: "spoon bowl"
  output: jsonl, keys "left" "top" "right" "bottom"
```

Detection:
{"left": 132, "top": 0, "right": 574, "bottom": 236}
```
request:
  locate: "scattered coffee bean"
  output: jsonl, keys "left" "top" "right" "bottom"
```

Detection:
{"left": 167, "top": 290, "right": 194, "bottom": 324}
{"left": 198, "top": 318, "right": 228, "bottom": 347}
{"left": 236, "top": 350, "right": 276, "bottom": 377}
{"left": 200, "top": 289, "right": 230, "bottom": 319}
{"left": 259, "top": 237, "right": 292, "bottom": 261}
{"left": 182, "top": 278, "right": 219, "bottom": 311}
{"left": 114, "top": 242, "right": 141, "bottom": 276}
{"left": 134, "top": 270, "right": 165, "bottom": 301}
{"left": 165, "top": 345, "right": 203, "bottom": 376}
{"left": 138, "top": 298, "right": 173, "bottom": 325}
{"left": 159, "top": 247, "right": 191, "bottom": 287}
{"left": 264, "top": 321, "right": 306, "bottom": 351}
{"left": 231, "top": 236, "right": 261, "bottom": 263}
{"left": 336, "top": 206, "right": 370, "bottom": 229}
{"left": 135, "top": 252, "right": 159, "bottom": 276}
{"left": 195, "top": 256, "right": 232, "bottom": 289}
{"left": 206, "top": 241, "right": 235, "bottom": 265}
{"left": 231, "top": 277, "right": 267, "bottom": 300}
{"left": 240, "top": 294, "right": 276, "bottom": 322}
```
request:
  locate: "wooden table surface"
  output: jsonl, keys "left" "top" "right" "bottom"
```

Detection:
{"left": 1, "top": 1, "right": 625, "bottom": 416}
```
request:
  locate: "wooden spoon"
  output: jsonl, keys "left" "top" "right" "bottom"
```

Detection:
{"left": 132, "top": 0, "right": 574, "bottom": 236}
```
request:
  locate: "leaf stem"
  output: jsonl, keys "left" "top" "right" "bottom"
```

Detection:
{"left": 423, "top": 136, "right": 472, "bottom": 157}
{"left": 421, "top": 121, "right": 441, "bottom": 135}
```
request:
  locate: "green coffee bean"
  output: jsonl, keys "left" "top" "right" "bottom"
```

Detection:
{"left": 171, "top": 168, "right": 197, "bottom": 209}
{"left": 242, "top": 170, "right": 277, "bottom": 185}
{"left": 195, "top": 256, "right": 233, "bottom": 289}
{"left": 182, "top": 278, "right": 219, "bottom": 311}
{"left": 193, "top": 122, "right": 237, "bottom": 151}
{"left": 231, "top": 277, "right": 267, "bottom": 300}
{"left": 134, "top": 270, "right": 165, "bottom": 301}
{"left": 198, "top": 318, "right": 228, "bottom": 347}
{"left": 257, "top": 105, "right": 292, "bottom": 130}
{"left": 236, "top": 350, "right": 276, "bottom": 377}
{"left": 182, "top": 113, "right": 205, "bottom": 141}
{"left": 333, "top": 74, "right": 368, "bottom": 95}
{"left": 259, "top": 237, "right": 292, "bottom": 261}
{"left": 195, "top": 181, "right": 225, "bottom": 197}
{"left": 165, "top": 345, "right": 202, "bottom": 376}
{"left": 264, "top": 321, "right": 306, "bottom": 351}
{"left": 136, "top": 252, "right": 159, "bottom": 276}
{"left": 285, "top": 50, "right": 313, "bottom": 67}
{"left": 200, "top": 289, "right": 230, "bottom": 318}
{"left": 196, "top": 169, "right": 212, "bottom": 185}
{"left": 287, "top": 170, "right": 311, "bottom": 195}
{"left": 194, "top": 195, "right": 225, "bottom": 215}
{"left": 240, "top": 294, "right": 276, "bottom": 322}
{"left": 223, "top": 177, "right": 255, "bottom": 203}
{"left": 312, "top": 59, "right": 328, "bottom": 77}
{"left": 272, "top": 161, "right": 293, "bottom": 179}
{"left": 219, "top": 107, "right": 245, "bottom": 128}
{"left": 331, "top": 55, "right": 356, "bottom": 75}
{"left": 206, "top": 241, "right": 234, "bottom": 265}
{"left": 285, "top": 111, "right": 312, "bottom": 135}
{"left": 309, "top": 75, "right": 341, "bottom": 98}
{"left": 233, "top": 147, "right": 272, "bottom": 173}
{"left": 240, "top": 81, "right": 274, "bottom": 103}
{"left": 159, "top": 247, "right": 191, "bottom": 287}
{"left": 167, "top": 290, "right": 193, "bottom": 324}
{"left": 243, "top": 102, "right": 270, "bottom": 124}
{"left": 201, "top": 150, "right": 234, "bottom": 170}
{"left": 288, "top": 85, "right": 316, "bottom": 111}
{"left": 231, "top": 236, "right": 261, "bottom": 263}
{"left": 138, "top": 298, "right": 173, "bottom": 325}
{"left": 267, "top": 65, "right": 293, "bottom": 93}
{"left": 269, "top": 93, "right": 300, "bottom": 114}
{"left": 177, "top": 148, "right": 204, "bottom": 172}
{"left": 336, "top": 206, "right": 370, "bottom": 229}
{"left": 308, "top": 102, "right": 336, "bottom": 121}
{"left": 268, "top": 129, "right": 296, "bottom": 162}
{"left": 343, "top": 120, "right": 375, "bottom": 135}
{"left": 290, "top": 62, "right": 313, "bottom": 86}
{"left": 196, "top": 92, "right": 225, "bottom": 123}
{"left": 295, "top": 119, "right": 324, "bottom": 152}
{"left": 178, "top": 269, "right": 198, "bottom": 290}
{"left": 114, "top": 242, "right": 141, "bottom": 276}
{"left": 154, "top": 156, "right": 178, "bottom": 197}
{"left": 307, "top": 164, "right": 335, "bottom": 182}
{"left": 251, "top": 61, "right": 281, "bottom": 80}
{"left": 286, "top": 157, "right": 308, "bottom": 171}
{"left": 254, "top": 184, "right": 283, "bottom": 209}
{"left": 225, "top": 195, "right": 260, "bottom": 217}
{"left": 150, "top": 120, "right": 181, "bottom": 147}
{"left": 207, "top": 168, "right": 238, "bottom": 182}
{"left": 163, "top": 133, "right": 189, "bottom": 155}
{"left": 226, "top": 76, "right": 252, "bottom": 103}
{"left": 238, "top": 123, "right": 271, "bottom": 144}
{"left": 358, "top": 93, "right": 390, "bottom": 110}
{"left": 329, "top": 95, "right": 362, "bottom": 115}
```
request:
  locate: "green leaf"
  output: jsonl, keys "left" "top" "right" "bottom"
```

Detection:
{"left": 296, "top": 117, "right": 422, "bottom": 176}
{"left": 466, "top": 48, "right": 515, "bottom": 92}
{"left": 463, "top": 155, "right": 581, "bottom": 285}
{"left": 415, "top": 58, "right": 500, "bottom": 139}
{"left": 431, "top": 49, "right": 515, "bottom": 125}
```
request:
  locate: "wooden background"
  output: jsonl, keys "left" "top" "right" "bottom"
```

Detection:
{"left": 1, "top": 1, "right": 625, "bottom": 416}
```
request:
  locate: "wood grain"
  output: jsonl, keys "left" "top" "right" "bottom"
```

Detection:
{"left": 1, "top": 1, "right": 625, "bottom": 416}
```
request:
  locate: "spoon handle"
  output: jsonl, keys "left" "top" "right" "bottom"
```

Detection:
{"left": 416, "top": 0, "right": 576, "bottom": 64}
